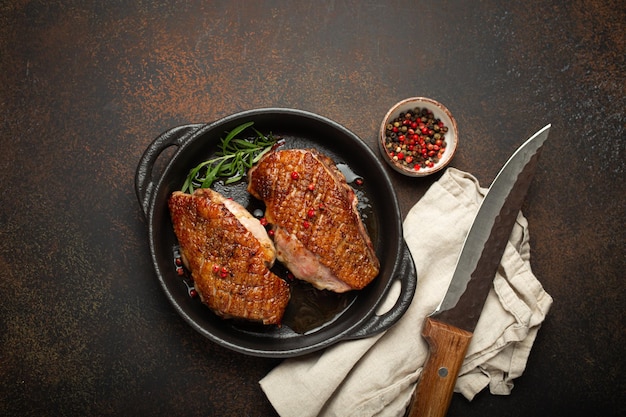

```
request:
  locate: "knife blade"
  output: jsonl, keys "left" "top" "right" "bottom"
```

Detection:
{"left": 407, "top": 124, "right": 551, "bottom": 417}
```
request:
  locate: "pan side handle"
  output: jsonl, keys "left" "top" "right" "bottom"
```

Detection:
{"left": 343, "top": 241, "right": 417, "bottom": 340}
{"left": 134, "top": 124, "right": 204, "bottom": 218}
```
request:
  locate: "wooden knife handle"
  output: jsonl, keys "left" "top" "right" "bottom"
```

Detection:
{"left": 407, "top": 317, "right": 473, "bottom": 417}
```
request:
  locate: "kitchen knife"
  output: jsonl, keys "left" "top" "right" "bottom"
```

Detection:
{"left": 407, "top": 125, "right": 551, "bottom": 417}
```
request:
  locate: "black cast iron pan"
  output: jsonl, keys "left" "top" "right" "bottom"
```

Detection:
{"left": 135, "top": 108, "right": 417, "bottom": 357}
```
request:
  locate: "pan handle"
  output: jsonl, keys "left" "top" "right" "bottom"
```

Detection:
{"left": 342, "top": 241, "right": 417, "bottom": 340}
{"left": 134, "top": 124, "right": 204, "bottom": 218}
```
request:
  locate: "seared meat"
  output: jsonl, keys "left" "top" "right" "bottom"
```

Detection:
{"left": 247, "top": 149, "right": 380, "bottom": 292}
{"left": 168, "top": 188, "right": 290, "bottom": 325}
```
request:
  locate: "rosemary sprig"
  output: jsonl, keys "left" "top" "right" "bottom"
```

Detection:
{"left": 181, "top": 122, "right": 277, "bottom": 193}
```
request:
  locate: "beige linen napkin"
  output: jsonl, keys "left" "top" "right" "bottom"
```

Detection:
{"left": 260, "top": 168, "right": 553, "bottom": 417}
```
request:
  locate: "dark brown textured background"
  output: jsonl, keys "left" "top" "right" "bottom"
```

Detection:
{"left": 1, "top": 1, "right": 624, "bottom": 416}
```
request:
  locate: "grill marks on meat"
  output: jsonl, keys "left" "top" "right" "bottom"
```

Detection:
{"left": 168, "top": 189, "right": 290, "bottom": 325}
{"left": 247, "top": 149, "right": 380, "bottom": 292}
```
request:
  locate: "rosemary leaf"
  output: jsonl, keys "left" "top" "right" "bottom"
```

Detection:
{"left": 221, "top": 121, "right": 254, "bottom": 152}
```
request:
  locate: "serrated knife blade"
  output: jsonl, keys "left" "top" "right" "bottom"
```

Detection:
{"left": 407, "top": 124, "right": 550, "bottom": 417}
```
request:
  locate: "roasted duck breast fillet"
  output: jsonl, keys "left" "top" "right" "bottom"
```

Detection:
{"left": 247, "top": 148, "right": 380, "bottom": 293}
{"left": 168, "top": 188, "right": 290, "bottom": 325}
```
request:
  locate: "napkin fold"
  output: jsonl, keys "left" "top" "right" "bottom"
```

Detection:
{"left": 260, "top": 168, "right": 553, "bottom": 417}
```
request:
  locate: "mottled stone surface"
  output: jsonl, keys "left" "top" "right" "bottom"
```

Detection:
{"left": 0, "top": 1, "right": 624, "bottom": 416}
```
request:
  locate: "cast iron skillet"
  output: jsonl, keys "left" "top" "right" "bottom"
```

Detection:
{"left": 135, "top": 108, "right": 417, "bottom": 358}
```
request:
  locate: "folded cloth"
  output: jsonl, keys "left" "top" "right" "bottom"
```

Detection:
{"left": 260, "top": 168, "right": 553, "bottom": 417}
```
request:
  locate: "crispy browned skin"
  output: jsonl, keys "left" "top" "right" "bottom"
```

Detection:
{"left": 168, "top": 189, "right": 290, "bottom": 325}
{"left": 247, "top": 149, "right": 380, "bottom": 291}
